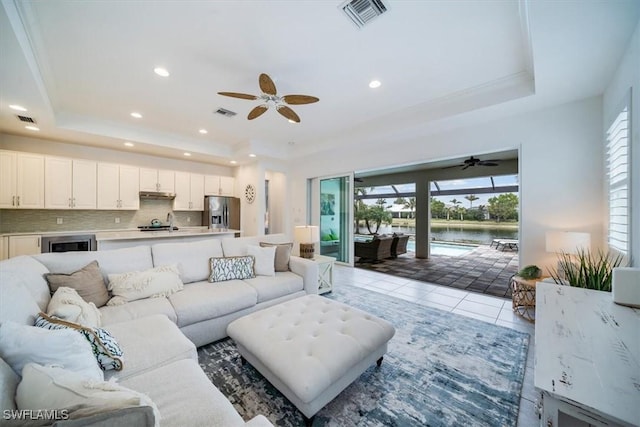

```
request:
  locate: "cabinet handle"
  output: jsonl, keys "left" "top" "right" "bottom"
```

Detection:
{"left": 12, "top": 196, "right": 15, "bottom": 206}
{"left": 72, "top": 198, "right": 76, "bottom": 208}
{"left": 37, "top": 237, "right": 40, "bottom": 248}
{"left": 16, "top": 196, "right": 20, "bottom": 206}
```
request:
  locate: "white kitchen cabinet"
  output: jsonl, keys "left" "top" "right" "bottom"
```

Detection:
{"left": 140, "top": 168, "right": 175, "bottom": 193}
{"left": 97, "top": 163, "right": 139, "bottom": 210}
{"left": 45, "top": 157, "right": 97, "bottom": 209}
{"left": 8, "top": 235, "right": 41, "bottom": 257}
{"left": 0, "top": 151, "right": 44, "bottom": 209}
{"left": 204, "top": 175, "right": 234, "bottom": 196}
{"left": 174, "top": 172, "right": 204, "bottom": 211}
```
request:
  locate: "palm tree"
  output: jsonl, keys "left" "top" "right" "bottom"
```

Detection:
{"left": 465, "top": 194, "right": 479, "bottom": 208}
{"left": 403, "top": 197, "right": 416, "bottom": 219}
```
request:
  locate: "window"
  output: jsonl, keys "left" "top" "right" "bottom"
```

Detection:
{"left": 606, "top": 99, "right": 631, "bottom": 257}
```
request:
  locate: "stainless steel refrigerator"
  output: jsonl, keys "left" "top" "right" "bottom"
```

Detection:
{"left": 203, "top": 196, "right": 241, "bottom": 230}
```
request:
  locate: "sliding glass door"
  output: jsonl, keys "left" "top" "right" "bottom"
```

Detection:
{"left": 319, "top": 175, "right": 353, "bottom": 264}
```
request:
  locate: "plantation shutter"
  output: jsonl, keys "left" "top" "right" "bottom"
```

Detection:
{"left": 606, "top": 100, "right": 630, "bottom": 257}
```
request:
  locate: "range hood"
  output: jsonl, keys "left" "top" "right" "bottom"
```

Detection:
{"left": 139, "top": 191, "right": 176, "bottom": 200}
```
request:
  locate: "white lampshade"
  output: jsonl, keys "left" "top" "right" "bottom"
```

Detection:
{"left": 294, "top": 225, "right": 320, "bottom": 243}
{"left": 545, "top": 231, "right": 591, "bottom": 254}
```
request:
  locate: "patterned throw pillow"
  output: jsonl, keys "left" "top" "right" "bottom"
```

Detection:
{"left": 35, "top": 313, "right": 124, "bottom": 371}
{"left": 209, "top": 256, "right": 255, "bottom": 283}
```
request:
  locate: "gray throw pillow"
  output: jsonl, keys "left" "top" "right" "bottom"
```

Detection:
{"left": 44, "top": 261, "right": 109, "bottom": 307}
{"left": 259, "top": 242, "right": 293, "bottom": 272}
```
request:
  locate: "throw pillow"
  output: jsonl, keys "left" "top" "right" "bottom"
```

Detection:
{"left": 47, "top": 287, "right": 102, "bottom": 328}
{"left": 0, "top": 321, "right": 103, "bottom": 381}
{"left": 16, "top": 363, "right": 160, "bottom": 427}
{"left": 209, "top": 256, "right": 255, "bottom": 282}
{"left": 247, "top": 245, "right": 276, "bottom": 276}
{"left": 35, "top": 313, "right": 124, "bottom": 371}
{"left": 107, "top": 264, "right": 183, "bottom": 305}
{"left": 259, "top": 242, "right": 293, "bottom": 272}
{"left": 44, "top": 260, "right": 110, "bottom": 308}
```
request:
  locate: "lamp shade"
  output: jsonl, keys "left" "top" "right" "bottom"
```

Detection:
{"left": 545, "top": 231, "right": 591, "bottom": 254}
{"left": 294, "top": 225, "right": 320, "bottom": 243}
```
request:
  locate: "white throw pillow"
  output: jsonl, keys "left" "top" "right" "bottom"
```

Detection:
{"left": 16, "top": 363, "right": 160, "bottom": 427}
{"left": 0, "top": 322, "right": 103, "bottom": 381}
{"left": 247, "top": 245, "right": 276, "bottom": 277}
{"left": 107, "top": 264, "right": 184, "bottom": 306}
{"left": 47, "top": 286, "right": 102, "bottom": 328}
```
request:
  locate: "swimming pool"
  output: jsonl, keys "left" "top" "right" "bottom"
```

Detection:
{"left": 407, "top": 240, "right": 476, "bottom": 256}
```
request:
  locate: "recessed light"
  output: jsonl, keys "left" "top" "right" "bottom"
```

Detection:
{"left": 230, "top": 160, "right": 237, "bottom": 164}
{"left": 124, "top": 142, "right": 134, "bottom": 147}
{"left": 199, "top": 129, "right": 208, "bottom": 134}
{"left": 9, "top": 104, "right": 27, "bottom": 112}
{"left": 369, "top": 80, "right": 381, "bottom": 89}
{"left": 25, "top": 125, "right": 39, "bottom": 131}
{"left": 154, "top": 67, "right": 170, "bottom": 77}
{"left": 249, "top": 153, "right": 256, "bottom": 158}
{"left": 288, "top": 119, "right": 296, "bottom": 124}
{"left": 183, "top": 152, "right": 191, "bottom": 157}
{"left": 130, "top": 112, "right": 142, "bottom": 118}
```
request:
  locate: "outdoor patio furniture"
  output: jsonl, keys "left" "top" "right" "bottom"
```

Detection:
{"left": 355, "top": 236, "right": 394, "bottom": 262}
{"left": 495, "top": 239, "right": 519, "bottom": 251}
{"left": 391, "top": 234, "right": 410, "bottom": 258}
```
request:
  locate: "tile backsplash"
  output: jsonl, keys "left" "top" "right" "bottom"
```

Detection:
{"left": 0, "top": 199, "right": 203, "bottom": 233}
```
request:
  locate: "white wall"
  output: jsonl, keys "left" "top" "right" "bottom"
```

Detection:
{"left": 289, "top": 96, "right": 604, "bottom": 273}
{"left": 603, "top": 21, "right": 639, "bottom": 266}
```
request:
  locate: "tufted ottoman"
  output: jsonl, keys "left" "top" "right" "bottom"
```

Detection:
{"left": 227, "top": 294, "right": 395, "bottom": 424}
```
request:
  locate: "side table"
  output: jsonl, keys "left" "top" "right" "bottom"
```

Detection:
{"left": 510, "top": 275, "right": 549, "bottom": 322}
{"left": 312, "top": 255, "right": 335, "bottom": 295}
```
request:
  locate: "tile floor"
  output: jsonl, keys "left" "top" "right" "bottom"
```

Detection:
{"left": 333, "top": 264, "right": 539, "bottom": 427}
{"left": 354, "top": 244, "right": 520, "bottom": 298}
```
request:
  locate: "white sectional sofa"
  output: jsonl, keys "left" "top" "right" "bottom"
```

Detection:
{"left": 0, "top": 234, "right": 319, "bottom": 426}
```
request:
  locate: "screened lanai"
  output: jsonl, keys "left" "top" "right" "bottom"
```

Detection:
{"left": 350, "top": 151, "right": 520, "bottom": 297}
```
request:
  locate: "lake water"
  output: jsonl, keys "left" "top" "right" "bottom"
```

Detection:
{"left": 374, "top": 224, "right": 518, "bottom": 245}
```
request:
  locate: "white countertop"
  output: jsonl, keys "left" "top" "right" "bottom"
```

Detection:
{"left": 95, "top": 228, "right": 240, "bottom": 241}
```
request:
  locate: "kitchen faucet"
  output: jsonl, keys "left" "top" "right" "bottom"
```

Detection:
{"left": 167, "top": 212, "right": 175, "bottom": 232}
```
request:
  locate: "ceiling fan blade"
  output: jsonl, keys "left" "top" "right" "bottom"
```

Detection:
{"left": 461, "top": 164, "right": 471, "bottom": 170}
{"left": 282, "top": 95, "right": 320, "bottom": 105}
{"left": 247, "top": 105, "right": 269, "bottom": 120}
{"left": 478, "top": 162, "right": 499, "bottom": 166}
{"left": 218, "top": 92, "right": 258, "bottom": 100}
{"left": 277, "top": 105, "right": 300, "bottom": 123}
{"left": 441, "top": 164, "right": 463, "bottom": 169}
{"left": 259, "top": 73, "right": 277, "bottom": 95}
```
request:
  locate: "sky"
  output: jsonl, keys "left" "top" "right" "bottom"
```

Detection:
{"left": 360, "top": 174, "right": 519, "bottom": 208}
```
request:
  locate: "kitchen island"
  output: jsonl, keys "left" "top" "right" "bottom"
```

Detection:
{"left": 95, "top": 227, "right": 240, "bottom": 250}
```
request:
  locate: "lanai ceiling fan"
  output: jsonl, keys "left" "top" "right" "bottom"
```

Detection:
{"left": 443, "top": 156, "right": 501, "bottom": 170}
{"left": 218, "top": 73, "right": 319, "bottom": 123}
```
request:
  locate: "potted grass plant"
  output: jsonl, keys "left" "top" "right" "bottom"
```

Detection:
{"left": 550, "top": 249, "right": 625, "bottom": 292}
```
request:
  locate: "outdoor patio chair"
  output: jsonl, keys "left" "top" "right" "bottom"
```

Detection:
{"left": 391, "top": 234, "right": 410, "bottom": 258}
{"left": 355, "top": 236, "right": 394, "bottom": 262}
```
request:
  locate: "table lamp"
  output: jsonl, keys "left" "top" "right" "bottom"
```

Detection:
{"left": 294, "top": 225, "right": 319, "bottom": 259}
{"left": 545, "top": 231, "right": 591, "bottom": 279}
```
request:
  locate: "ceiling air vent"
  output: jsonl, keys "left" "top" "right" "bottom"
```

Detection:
{"left": 341, "top": 0, "right": 388, "bottom": 28}
{"left": 16, "top": 115, "right": 36, "bottom": 124}
{"left": 215, "top": 108, "right": 237, "bottom": 118}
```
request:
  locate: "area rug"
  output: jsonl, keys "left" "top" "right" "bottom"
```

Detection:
{"left": 198, "top": 286, "right": 529, "bottom": 426}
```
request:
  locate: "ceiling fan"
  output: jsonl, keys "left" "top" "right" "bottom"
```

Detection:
{"left": 218, "top": 73, "right": 319, "bottom": 123}
{"left": 443, "top": 156, "right": 501, "bottom": 170}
